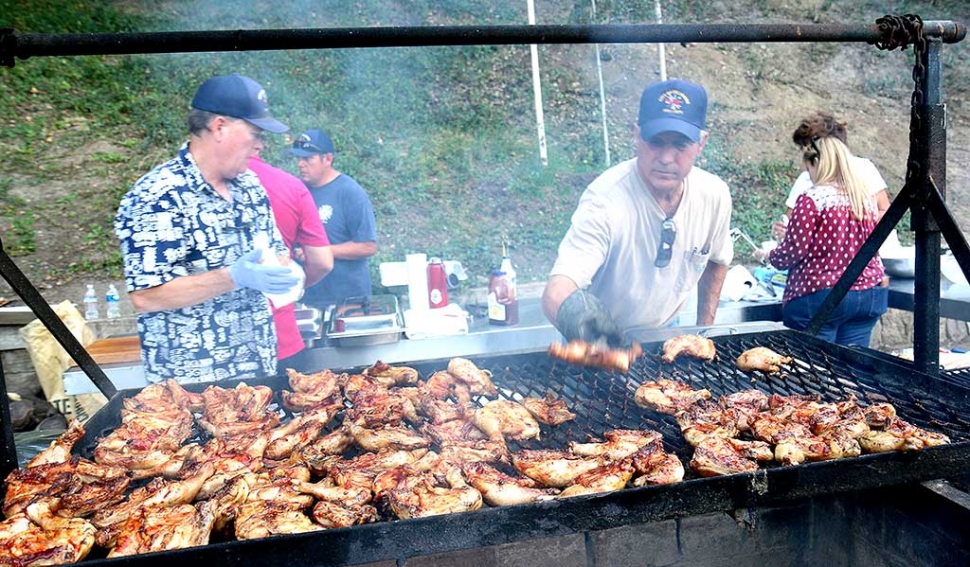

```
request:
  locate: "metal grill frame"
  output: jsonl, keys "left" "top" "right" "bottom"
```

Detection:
{"left": 68, "top": 329, "right": 970, "bottom": 566}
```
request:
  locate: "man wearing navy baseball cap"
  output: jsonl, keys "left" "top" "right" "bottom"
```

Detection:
{"left": 115, "top": 74, "right": 299, "bottom": 384}
{"left": 543, "top": 78, "right": 733, "bottom": 343}
{"left": 287, "top": 128, "right": 378, "bottom": 310}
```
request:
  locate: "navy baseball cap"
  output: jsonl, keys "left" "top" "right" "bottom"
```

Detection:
{"left": 191, "top": 74, "right": 288, "bottom": 133}
{"left": 638, "top": 79, "right": 707, "bottom": 143}
{"left": 288, "top": 129, "right": 335, "bottom": 157}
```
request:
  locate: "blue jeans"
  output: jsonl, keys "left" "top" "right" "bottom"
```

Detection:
{"left": 783, "top": 286, "right": 889, "bottom": 347}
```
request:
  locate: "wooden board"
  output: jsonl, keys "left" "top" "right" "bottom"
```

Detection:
{"left": 67, "top": 335, "right": 142, "bottom": 367}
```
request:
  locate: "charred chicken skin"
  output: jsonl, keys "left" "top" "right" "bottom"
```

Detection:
{"left": 558, "top": 458, "right": 636, "bottom": 499}
{"left": 634, "top": 379, "right": 712, "bottom": 415}
{"left": 568, "top": 429, "right": 663, "bottom": 461}
{"left": 522, "top": 394, "right": 577, "bottom": 426}
{"left": 661, "top": 334, "right": 716, "bottom": 364}
{"left": 511, "top": 450, "right": 606, "bottom": 488}
{"left": 0, "top": 502, "right": 97, "bottom": 567}
{"left": 736, "top": 347, "right": 793, "bottom": 373}
{"left": 446, "top": 357, "right": 498, "bottom": 397}
{"left": 281, "top": 368, "right": 342, "bottom": 412}
{"left": 547, "top": 340, "right": 644, "bottom": 374}
{"left": 471, "top": 400, "right": 541, "bottom": 443}
{"left": 631, "top": 443, "right": 685, "bottom": 486}
{"left": 690, "top": 436, "right": 773, "bottom": 477}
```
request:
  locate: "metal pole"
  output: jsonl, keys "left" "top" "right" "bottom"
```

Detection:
{"left": 0, "top": 353, "right": 18, "bottom": 479}
{"left": 526, "top": 0, "right": 548, "bottom": 166}
{"left": 655, "top": 0, "right": 668, "bottom": 81}
{"left": 912, "top": 39, "right": 945, "bottom": 375}
{"left": 2, "top": 22, "right": 965, "bottom": 64}
{"left": 591, "top": 0, "right": 611, "bottom": 167}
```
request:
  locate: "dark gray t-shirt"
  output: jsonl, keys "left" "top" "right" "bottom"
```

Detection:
{"left": 303, "top": 173, "right": 377, "bottom": 307}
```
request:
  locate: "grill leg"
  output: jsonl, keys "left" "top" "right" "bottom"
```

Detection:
{"left": 0, "top": 353, "right": 18, "bottom": 479}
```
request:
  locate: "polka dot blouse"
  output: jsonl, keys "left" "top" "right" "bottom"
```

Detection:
{"left": 768, "top": 184, "right": 885, "bottom": 305}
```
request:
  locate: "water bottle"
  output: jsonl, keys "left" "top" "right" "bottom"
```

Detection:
{"left": 83, "top": 284, "right": 99, "bottom": 321}
{"left": 427, "top": 257, "right": 449, "bottom": 309}
{"left": 105, "top": 284, "right": 121, "bottom": 318}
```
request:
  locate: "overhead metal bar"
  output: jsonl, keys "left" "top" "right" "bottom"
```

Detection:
{"left": 1, "top": 21, "right": 965, "bottom": 64}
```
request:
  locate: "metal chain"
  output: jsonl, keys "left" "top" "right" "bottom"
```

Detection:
{"left": 869, "top": 14, "right": 926, "bottom": 197}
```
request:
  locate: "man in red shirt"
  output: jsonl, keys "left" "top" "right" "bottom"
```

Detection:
{"left": 249, "top": 155, "right": 333, "bottom": 371}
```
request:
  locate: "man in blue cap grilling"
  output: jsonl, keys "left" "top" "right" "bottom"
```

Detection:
{"left": 542, "top": 79, "right": 734, "bottom": 344}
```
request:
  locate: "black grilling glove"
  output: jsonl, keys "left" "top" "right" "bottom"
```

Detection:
{"left": 555, "top": 289, "right": 624, "bottom": 348}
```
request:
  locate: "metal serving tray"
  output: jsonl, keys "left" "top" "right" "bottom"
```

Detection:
{"left": 326, "top": 295, "right": 403, "bottom": 347}
{"left": 69, "top": 329, "right": 970, "bottom": 567}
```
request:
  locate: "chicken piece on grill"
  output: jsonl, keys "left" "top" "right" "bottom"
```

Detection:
{"left": 234, "top": 501, "right": 322, "bottom": 540}
{"left": 859, "top": 418, "right": 951, "bottom": 453}
{"left": 547, "top": 340, "right": 644, "bottom": 374}
{"left": 311, "top": 500, "right": 380, "bottom": 529}
{"left": 863, "top": 403, "right": 897, "bottom": 430}
{"left": 265, "top": 405, "right": 340, "bottom": 461}
{"left": 416, "top": 393, "right": 473, "bottom": 425}
{"left": 293, "top": 478, "right": 373, "bottom": 507}
{"left": 123, "top": 379, "right": 204, "bottom": 414}
{"left": 718, "top": 389, "right": 770, "bottom": 432}
{"left": 54, "top": 469, "right": 131, "bottom": 519}
{"left": 631, "top": 443, "right": 684, "bottom": 486}
{"left": 388, "top": 464, "right": 483, "bottom": 519}
{"left": 340, "top": 372, "right": 381, "bottom": 402}
{"left": 661, "top": 334, "right": 716, "bottom": 364}
{"left": 206, "top": 474, "right": 251, "bottom": 532}
{"left": 185, "top": 433, "right": 269, "bottom": 500}
{"left": 736, "top": 347, "right": 792, "bottom": 373}
{"left": 522, "top": 394, "right": 577, "bottom": 426}
{"left": 372, "top": 452, "right": 441, "bottom": 510}
{"left": 419, "top": 371, "right": 467, "bottom": 403}
{"left": 749, "top": 412, "right": 814, "bottom": 445}
{"left": 92, "top": 462, "right": 216, "bottom": 547}
{"left": 299, "top": 425, "right": 355, "bottom": 476}
{"left": 558, "top": 458, "right": 636, "bottom": 498}
{"left": 568, "top": 429, "right": 663, "bottom": 461}
{"left": 326, "top": 449, "right": 430, "bottom": 490}
{"left": 281, "top": 368, "right": 342, "bottom": 412}
{"left": 634, "top": 379, "right": 712, "bottom": 415}
{"left": 674, "top": 402, "right": 741, "bottom": 447}
{"left": 107, "top": 502, "right": 216, "bottom": 558}
{"left": 345, "top": 384, "right": 420, "bottom": 428}
{"left": 349, "top": 422, "right": 431, "bottom": 452}
{"left": 774, "top": 431, "right": 861, "bottom": 465}
{"left": 420, "top": 419, "right": 489, "bottom": 445}
{"left": 511, "top": 450, "right": 606, "bottom": 488}
{"left": 690, "top": 436, "right": 774, "bottom": 477}
{"left": 4, "top": 453, "right": 131, "bottom": 519}
{"left": 0, "top": 502, "right": 97, "bottom": 566}
{"left": 447, "top": 357, "right": 499, "bottom": 397}
{"left": 461, "top": 461, "right": 559, "bottom": 506}
{"left": 198, "top": 382, "right": 280, "bottom": 438}
{"left": 364, "top": 360, "right": 420, "bottom": 387}
{"left": 471, "top": 399, "right": 541, "bottom": 443}
{"left": 438, "top": 440, "right": 510, "bottom": 466}
{"left": 25, "top": 420, "right": 85, "bottom": 468}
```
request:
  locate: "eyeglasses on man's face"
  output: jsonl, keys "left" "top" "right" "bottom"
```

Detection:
{"left": 655, "top": 217, "right": 676, "bottom": 268}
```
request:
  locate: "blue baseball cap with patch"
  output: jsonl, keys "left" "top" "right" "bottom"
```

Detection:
{"left": 638, "top": 79, "right": 707, "bottom": 143}
{"left": 191, "top": 74, "right": 288, "bottom": 133}
{"left": 288, "top": 129, "right": 335, "bottom": 157}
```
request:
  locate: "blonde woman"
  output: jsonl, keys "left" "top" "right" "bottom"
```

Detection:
{"left": 755, "top": 113, "right": 887, "bottom": 346}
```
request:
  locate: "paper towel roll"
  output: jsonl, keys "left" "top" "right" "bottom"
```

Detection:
{"left": 406, "top": 253, "right": 430, "bottom": 311}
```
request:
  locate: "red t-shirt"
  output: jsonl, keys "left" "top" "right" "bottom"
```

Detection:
{"left": 248, "top": 156, "right": 330, "bottom": 360}
{"left": 768, "top": 184, "right": 885, "bottom": 305}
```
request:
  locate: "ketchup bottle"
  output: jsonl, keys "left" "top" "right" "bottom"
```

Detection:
{"left": 427, "top": 257, "right": 449, "bottom": 309}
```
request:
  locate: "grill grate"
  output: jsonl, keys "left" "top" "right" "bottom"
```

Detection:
{"left": 70, "top": 329, "right": 970, "bottom": 567}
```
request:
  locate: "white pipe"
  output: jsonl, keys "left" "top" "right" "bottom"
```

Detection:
{"left": 591, "top": 0, "right": 611, "bottom": 167}
{"left": 655, "top": 0, "right": 667, "bottom": 80}
{"left": 527, "top": 0, "right": 548, "bottom": 166}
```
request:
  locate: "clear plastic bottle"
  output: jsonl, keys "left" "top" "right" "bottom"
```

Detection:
{"left": 499, "top": 241, "right": 517, "bottom": 303}
{"left": 105, "top": 284, "right": 121, "bottom": 318}
{"left": 83, "top": 284, "right": 99, "bottom": 321}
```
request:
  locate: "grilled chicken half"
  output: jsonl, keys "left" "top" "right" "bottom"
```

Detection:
{"left": 522, "top": 394, "right": 577, "bottom": 426}
{"left": 634, "top": 379, "right": 712, "bottom": 415}
{"left": 462, "top": 462, "right": 559, "bottom": 506}
{"left": 548, "top": 340, "right": 644, "bottom": 374}
{"left": 736, "top": 347, "right": 792, "bottom": 373}
{"left": 661, "top": 334, "right": 716, "bottom": 364}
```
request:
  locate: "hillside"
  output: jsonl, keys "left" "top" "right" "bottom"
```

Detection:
{"left": 0, "top": 0, "right": 968, "bottom": 310}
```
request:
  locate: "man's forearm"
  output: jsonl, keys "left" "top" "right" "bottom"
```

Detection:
{"left": 695, "top": 263, "right": 728, "bottom": 326}
{"left": 129, "top": 269, "right": 236, "bottom": 313}
{"left": 331, "top": 241, "right": 377, "bottom": 261}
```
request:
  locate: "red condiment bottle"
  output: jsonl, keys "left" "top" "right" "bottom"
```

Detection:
{"left": 427, "top": 257, "right": 449, "bottom": 309}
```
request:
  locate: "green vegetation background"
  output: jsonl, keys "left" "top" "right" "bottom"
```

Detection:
{"left": 0, "top": 1, "right": 966, "bottom": 295}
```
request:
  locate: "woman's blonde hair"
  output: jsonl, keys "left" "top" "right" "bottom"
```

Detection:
{"left": 792, "top": 112, "right": 871, "bottom": 221}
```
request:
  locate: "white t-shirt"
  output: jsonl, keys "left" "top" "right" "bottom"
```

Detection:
{"left": 550, "top": 158, "right": 733, "bottom": 331}
{"left": 785, "top": 156, "right": 887, "bottom": 209}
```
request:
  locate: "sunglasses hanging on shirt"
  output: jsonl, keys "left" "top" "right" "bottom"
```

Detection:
{"left": 655, "top": 217, "right": 676, "bottom": 268}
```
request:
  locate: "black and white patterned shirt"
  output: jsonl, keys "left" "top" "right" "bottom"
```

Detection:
{"left": 115, "top": 144, "right": 286, "bottom": 383}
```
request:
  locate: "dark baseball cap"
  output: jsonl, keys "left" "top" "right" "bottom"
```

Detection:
{"left": 288, "top": 129, "right": 335, "bottom": 157}
{"left": 638, "top": 79, "right": 707, "bottom": 143}
{"left": 191, "top": 74, "right": 288, "bottom": 133}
